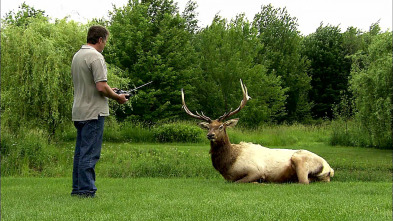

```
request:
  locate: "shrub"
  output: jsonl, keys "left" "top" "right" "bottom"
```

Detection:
{"left": 104, "top": 119, "right": 155, "bottom": 143}
{"left": 1, "top": 17, "right": 85, "bottom": 136}
{"left": 1, "top": 128, "right": 54, "bottom": 176}
{"left": 330, "top": 117, "right": 392, "bottom": 149}
{"left": 329, "top": 118, "right": 371, "bottom": 147}
{"left": 153, "top": 122, "right": 204, "bottom": 143}
{"left": 348, "top": 31, "right": 392, "bottom": 149}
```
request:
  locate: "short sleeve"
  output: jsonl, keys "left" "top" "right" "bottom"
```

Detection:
{"left": 91, "top": 58, "right": 108, "bottom": 83}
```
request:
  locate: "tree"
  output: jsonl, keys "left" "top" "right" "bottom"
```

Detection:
{"left": 106, "top": 0, "right": 200, "bottom": 122}
{"left": 253, "top": 4, "right": 311, "bottom": 122}
{"left": 302, "top": 24, "right": 351, "bottom": 119}
{"left": 2, "top": 2, "right": 48, "bottom": 27}
{"left": 1, "top": 16, "right": 84, "bottom": 136}
{"left": 342, "top": 27, "right": 366, "bottom": 56}
{"left": 1, "top": 4, "right": 130, "bottom": 137}
{"left": 181, "top": 0, "right": 199, "bottom": 34}
{"left": 349, "top": 30, "right": 392, "bottom": 148}
{"left": 193, "top": 15, "right": 287, "bottom": 126}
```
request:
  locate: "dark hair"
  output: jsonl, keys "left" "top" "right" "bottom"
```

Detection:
{"left": 87, "top": 25, "right": 109, "bottom": 44}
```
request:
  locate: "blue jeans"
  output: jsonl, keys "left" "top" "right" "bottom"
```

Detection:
{"left": 72, "top": 116, "right": 105, "bottom": 195}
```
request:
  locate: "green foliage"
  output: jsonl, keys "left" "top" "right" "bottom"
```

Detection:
{"left": 348, "top": 30, "right": 392, "bottom": 148}
{"left": 229, "top": 123, "right": 330, "bottom": 147}
{"left": 1, "top": 127, "right": 54, "bottom": 176}
{"left": 2, "top": 2, "right": 391, "bottom": 150}
{"left": 253, "top": 4, "right": 311, "bottom": 122}
{"left": 181, "top": 0, "right": 199, "bottom": 33}
{"left": 98, "top": 144, "right": 216, "bottom": 178}
{"left": 106, "top": 2, "right": 289, "bottom": 126}
{"left": 194, "top": 15, "right": 287, "bottom": 126}
{"left": 106, "top": 64, "right": 133, "bottom": 116}
{"left": 2, "top": 2, "right": 48, "bottom": 27}
{"left": 57, "top": 118, "right": 155, "bottom": 143}
{"left": 302, "top": 23, "right": 352, "bottom": 119}
{"left": 1, "top": 4, "right": 131, "bottom": 138}
{"left": 329, "top": 119, "right": 365, "bottom": 147}
{"left": 152, "top": 122, "right": 204, "bottom": 143}
{"left": 342, "top": 27, "right": 367, "bottom": 55}
{"left": 1, "top": 17, "right": 86, "bottom": 136}
{"left": 103, "top": 118, "right": 155, "bottom": 143}
{"left": 106, "top": 0, "right": 200, "bottom": 122}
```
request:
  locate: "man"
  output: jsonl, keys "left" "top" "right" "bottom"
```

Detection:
{"left": 71, "top": 25, "right": 128, "bottom": 198}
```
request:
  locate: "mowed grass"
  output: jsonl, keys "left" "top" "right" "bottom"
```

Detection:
{"left": 1, "top": 177, "right": 391, "bottom": 221}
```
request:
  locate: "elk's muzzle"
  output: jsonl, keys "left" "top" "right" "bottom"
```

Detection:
{"left": 207, "top": 133, "right": 216, "bottom": 141}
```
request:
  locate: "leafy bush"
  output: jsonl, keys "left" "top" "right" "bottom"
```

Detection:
{"left": 329, "top": 118, "right": 372, "bottom": 147}
{"left": 1, "top": 10, "right": 130, "bottom": 140}
{"left": 1, "top": 17, "right": 85, "bottom": 136}
{"left": 103, "top": 118, "right": 155, "bottom": 143}
{"left": 302, "top": 24, "right": 351, "bottom": 119}
{"left": 228, "top": 123, "right": 330, "bottom": 147}
{"left": 153, "top": 122, "right": 204, "bottom": 143}
{"left": 107, "top": 0, "right": 201, "bottom": 122}
{"left": 194, "top": 15, "right": 287, "bottom": 126}
{"left": 1, "top": 128, "right": 54, "bottom": 176}
{"left": 348, "top": 30, "right": 392, "bottom": 149}
{"left": 98, "top": 144, "right": 217, "bottom": 179}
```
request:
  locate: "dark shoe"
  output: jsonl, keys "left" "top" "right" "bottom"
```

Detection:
{"left": 71, "top": 192, "right": 95, "bottom": 198}
{"left": 78, "top": 192, "right": 96, "bottom": 198}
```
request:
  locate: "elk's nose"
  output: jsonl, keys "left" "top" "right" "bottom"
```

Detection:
{"left": 207, "top": 134, "right": 215, "bottom": 140}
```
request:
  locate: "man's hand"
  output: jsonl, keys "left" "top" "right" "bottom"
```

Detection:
{"left": 116, "top": 94, "right": 128, "bottom": 104}
{"left": 96, "top": 81, "right": 129, "bottom": 104}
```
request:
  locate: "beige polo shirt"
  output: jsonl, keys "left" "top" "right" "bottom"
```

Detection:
{"left": 71, "top": 45, "right": 109, "bottom": 121}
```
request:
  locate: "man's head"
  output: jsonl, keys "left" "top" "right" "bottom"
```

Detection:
{"left": 87, "top": 25, "right": 109, "bottom": 52}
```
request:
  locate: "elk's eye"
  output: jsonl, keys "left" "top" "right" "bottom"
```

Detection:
{"left": 219, "top": 125, "right": 224, "bottom": 130}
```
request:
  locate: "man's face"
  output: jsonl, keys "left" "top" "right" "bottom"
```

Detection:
{"left": 97, "top": 36, "right": 107, "bottom": 53}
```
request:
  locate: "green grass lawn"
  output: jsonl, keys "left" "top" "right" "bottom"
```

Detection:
{"left": 1, "top": 177, "right": 391, "bottom": 221}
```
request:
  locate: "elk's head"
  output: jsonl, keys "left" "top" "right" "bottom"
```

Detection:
{"left": 181, "top": 79, "right": 251, "bottom": 143}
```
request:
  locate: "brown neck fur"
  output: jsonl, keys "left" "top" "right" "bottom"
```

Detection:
{"left": 209, "top": 133, "right": 239, "bottom": 176}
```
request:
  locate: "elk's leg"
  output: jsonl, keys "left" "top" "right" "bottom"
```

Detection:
{"left": 291, "top": 154, "right": 310, "bottom": 184}
{"left": 235, "top": 173, "right": 261, "bottom": 183}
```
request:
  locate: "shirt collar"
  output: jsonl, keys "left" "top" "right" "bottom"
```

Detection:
{"left": 81, "top": 45, "right": 95, "bottom": 50}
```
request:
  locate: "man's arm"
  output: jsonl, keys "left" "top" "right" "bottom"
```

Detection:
{"left": 96, "top": 81, "right": 128, "bottom": 104}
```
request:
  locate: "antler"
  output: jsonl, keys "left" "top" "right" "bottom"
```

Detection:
{"left": 181, "top": 89, "right": 212, "bottom": 122}
{"left": 217, "top": 79, "right": 251, "bottom": 122}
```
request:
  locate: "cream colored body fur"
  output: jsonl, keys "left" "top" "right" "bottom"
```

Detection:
{"left": 227, "top": 142, "right": 334, "bottom": 184}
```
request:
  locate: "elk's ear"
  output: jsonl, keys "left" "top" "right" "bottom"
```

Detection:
{"left": 224, "top": 118, "right": 239, "bottom": 128}
{"left": 198, "top": 122, "right": 210, "bottom": 130}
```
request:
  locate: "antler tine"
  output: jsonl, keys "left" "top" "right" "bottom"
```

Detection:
{"left": 181, "top": 89, "right": 212, "bottom": 122}
{"left": 217, "top": 79, "right": 251, "bottom": 122}
{"left": 217, "top": 108, "right": 232, "bottom": 122}
{"left": 200, "top": 111, "right": 210, "bottom": 119}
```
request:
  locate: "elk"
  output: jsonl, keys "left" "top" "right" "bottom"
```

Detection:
{"left": 181, "top": 80, "right": 334, "bottom": 184}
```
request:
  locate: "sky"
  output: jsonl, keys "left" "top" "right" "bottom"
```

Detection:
{"left": 1, "top": 0, "right": 392, "bottom": 35}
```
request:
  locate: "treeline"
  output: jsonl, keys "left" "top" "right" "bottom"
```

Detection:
{"left": 1, "top": 1, "right": 392, "bottom": 148}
